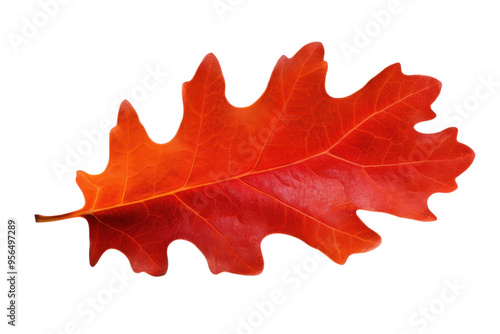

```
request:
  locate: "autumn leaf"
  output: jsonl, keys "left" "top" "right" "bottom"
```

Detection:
{"left": 35, "top": 42, "right": 474, "bottom": 276}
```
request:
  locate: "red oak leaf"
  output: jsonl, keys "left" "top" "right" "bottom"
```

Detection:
{"left": 36, "top": 43, "right": 474, "bottom": 276}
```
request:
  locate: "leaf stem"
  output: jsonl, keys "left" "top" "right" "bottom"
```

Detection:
{"left": 35, "top": 211, "right": 82, "bottom": 223}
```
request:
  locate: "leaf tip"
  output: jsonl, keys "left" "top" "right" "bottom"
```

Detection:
{"left": 200, "top": 52, "right": 222, "bottom": 73}
{"left": 292, "top": 41, "right": 326, "bottom": 65}
{"left": 304, "top": 41, "right": 325, "bottom": 54}
{"left": 203, "top": 52, "right": 218, "bottom": 62}
{"left": 113, "top": 98, "right": 150, "bottom": 143}
{"left": 424, "top": 210, "right": 438, "bottom": 221}
{"left": 117, "top": 99, "right": 139, "bottom": 123}
{"left": 386, "top": 62, "right": 402, "bottom": 75}
{"left": 120, "top": 99, "right": 133, "bottom": 109}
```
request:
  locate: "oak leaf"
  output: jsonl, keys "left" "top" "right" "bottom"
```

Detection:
{"left": 36, "top": 43, "right": 474, "bottom": 276}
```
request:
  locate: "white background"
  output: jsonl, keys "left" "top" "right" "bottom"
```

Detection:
{"left": 1, "top": 0, "right": 499, "bottom": 333}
